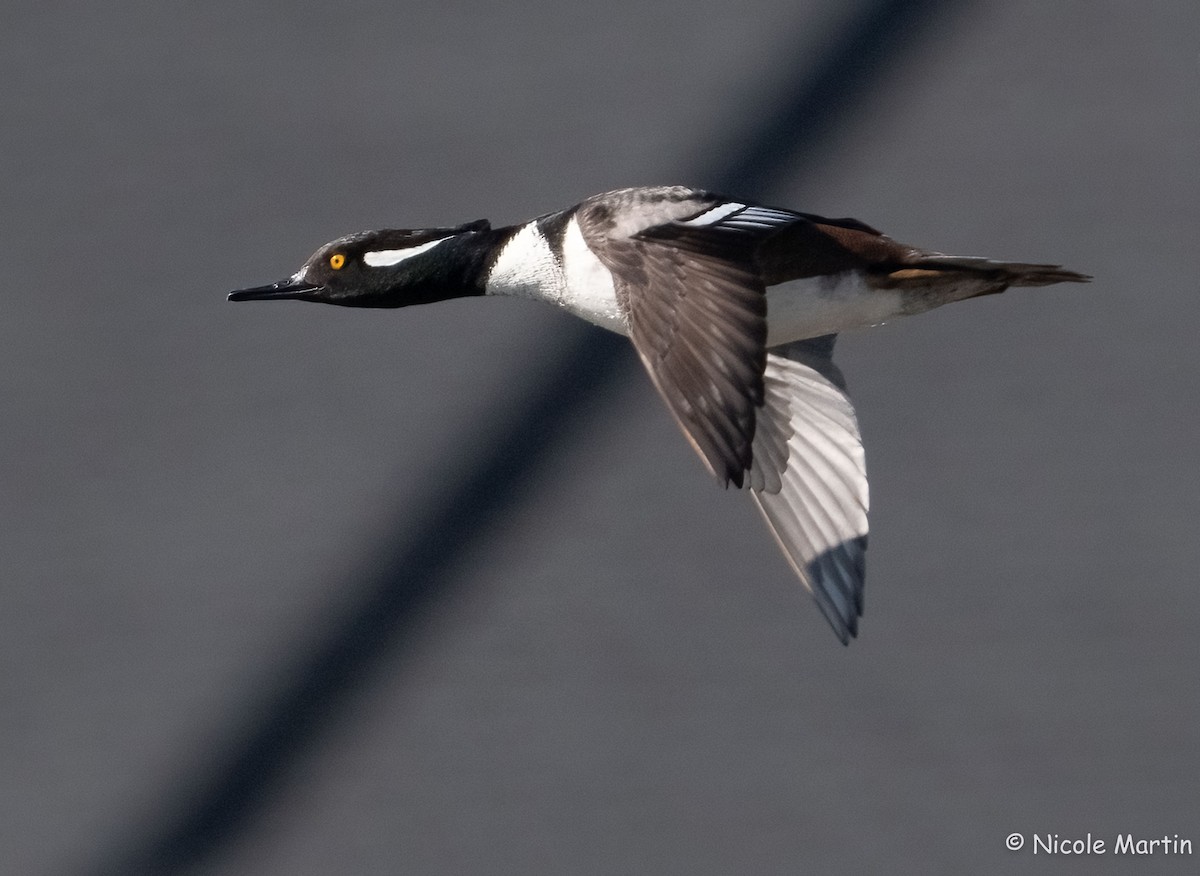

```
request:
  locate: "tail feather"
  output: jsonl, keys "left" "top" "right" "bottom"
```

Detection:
{"left": 912, "top": 255, "right": 1092, "bottom": 287}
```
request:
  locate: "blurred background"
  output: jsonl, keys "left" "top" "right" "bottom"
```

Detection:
{"left": 3, "top": 1, "right": 1198, "bottom": 873}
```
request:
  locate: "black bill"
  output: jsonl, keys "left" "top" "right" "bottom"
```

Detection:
{"left": 228, "top": 277, "right": 324, "bottom": 302}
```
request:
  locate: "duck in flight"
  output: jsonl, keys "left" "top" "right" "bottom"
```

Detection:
{"left": 230, "top": 185, "right": 1089, "bottom": 643}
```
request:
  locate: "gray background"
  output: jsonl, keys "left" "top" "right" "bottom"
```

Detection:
{"left": 3, "top": 1, "right": 1198, "bottom": 874}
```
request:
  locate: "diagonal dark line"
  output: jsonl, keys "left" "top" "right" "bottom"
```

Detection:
{"left": 706, "top": 0, "right": 951, "bottom": 199}
{"left": 88, "top": 2, "right": 961, "bottom": 873}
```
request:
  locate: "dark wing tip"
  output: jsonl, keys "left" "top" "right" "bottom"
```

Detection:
{"left": 806, "top": 536, "right": 867, "bottom": 645}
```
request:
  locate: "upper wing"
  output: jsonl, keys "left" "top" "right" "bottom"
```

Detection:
{"left": 575, "top": 193, "right": 804, "bottom": 487}
{"left": 748, "top": 336, "right": 869, "bottom": 643}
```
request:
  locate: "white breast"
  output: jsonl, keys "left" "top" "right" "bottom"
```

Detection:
{"left": 765, "top": 273, "right": 904, "bottom": 345}
{"left": 484, "top": 221, "right": 565, "bottom": 303}
{"left": 559, "top": 217, "right": 626, "bottom": 334}
{"left": 484, "top": 218, "right": 627, "bottom": 335}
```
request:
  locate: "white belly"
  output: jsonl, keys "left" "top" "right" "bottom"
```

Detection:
{"left": 765, "top": 273, "right": 903, "bottom": 345}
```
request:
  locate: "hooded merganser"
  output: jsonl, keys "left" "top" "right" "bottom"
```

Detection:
{"left": 230, "top": 185, "right": 1089, "bottom": 643}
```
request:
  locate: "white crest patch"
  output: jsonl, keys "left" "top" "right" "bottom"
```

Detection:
{"left": 363, "top": 236, "right": 449, "bottom": 267}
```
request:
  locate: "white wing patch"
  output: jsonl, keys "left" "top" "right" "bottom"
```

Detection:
{"left": 678, "top": 202, "right": 745, "bottom": 227}
{"left": 675, "top": 202, "right": 799, "bottom": 234}
{"left": 363, "top": 236, "right": 450, "bottom": 267}
{"left": 718, "top": 205, "right": 800, "bottom": 233}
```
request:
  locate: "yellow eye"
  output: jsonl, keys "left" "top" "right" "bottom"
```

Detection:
{"left": 329, "top": 253, "right": 346, "bottom": 270}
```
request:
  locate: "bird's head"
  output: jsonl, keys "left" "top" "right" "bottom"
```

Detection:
{"left": 228, "top": 219, "right": 494, "bottom": 309}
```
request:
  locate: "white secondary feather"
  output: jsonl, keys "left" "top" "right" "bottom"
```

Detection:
{"left": 363, "top": 236, "right": 450, "bottom": 267}
{"left": 748, "top": 350, "right": 869, "bottom": 641}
